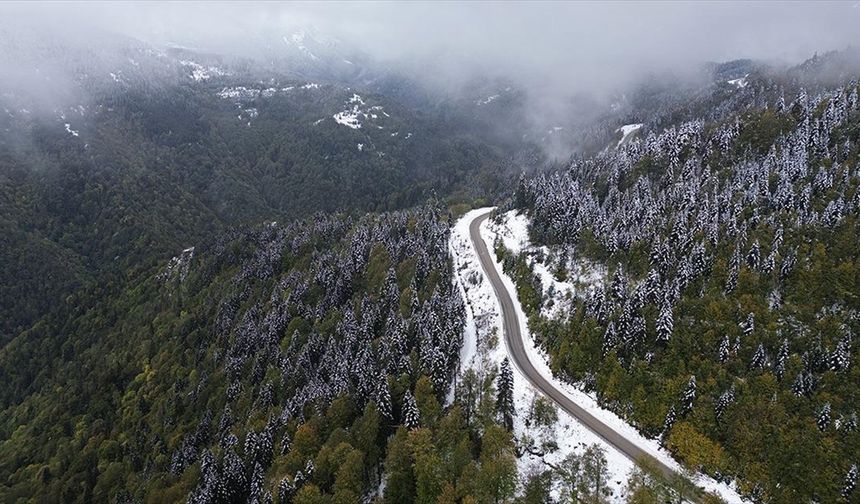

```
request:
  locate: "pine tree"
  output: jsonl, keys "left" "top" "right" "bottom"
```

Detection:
{"left": 661, "top": 405, "right": 677, "bottom": 442}
{"left": 750, "top": 343, "right": 767, "bottom": 370}
{"left": 402, "top": 390, "right": 420, "bottom": 430}
{"left": 775, "top": 339, "right": 790, "bottom": 380}
{"left": 280, "top": 431, "right": 292, "bottom": 456}
{"left": 741, "top": 312, "right": 755, "bottom": 336}
{"left": 611, "top": 264, "right": 627, "bottom": 300}
{"left": 792, "top": 371, "right": 807, "bottom": 396}
{"left": 376, "top": 372, "right": 393, "bottom": 421}
{"left": 497, "top": 358, "right": 515, "bottom": 431}
{"left": 830, "top": 338, "right": 851, "bottom": 372}
{"left": 719, "top": 335, "right": 731, "bottom": 363}
{"left": 248, "top": 462, "right": 265, "bottom": 504}
{"left": 715, "top": 387, "right": 736, "bottom": 423}
{"left": 656, "top": 301, "right": 673, "bottom": 344}
{"left": 725, "top": 266, "right": 738, "bottom": 294}
{"left": 602, "top": 322, "right": 617, "bottom": 358}
{"left": 843, "top": 464, "right": 858, "bottom": 501}
{"left": 384, "top": 267, "right": 399, "bottom": 304}
{"left": 817, "top": 402, "right": 832, "bottom": 431}
{"left": 841, "top": 412, "right": 858, "bottom": 432}
{"left": 747, "top": 240, "right": 760, "bottom": 270}
{"left": 680, "top": 376, "right": 696, "bottom": 416}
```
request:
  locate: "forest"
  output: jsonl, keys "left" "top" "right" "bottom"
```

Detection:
{"left": 508, "top": 67, "right": 860, "bottom": 502}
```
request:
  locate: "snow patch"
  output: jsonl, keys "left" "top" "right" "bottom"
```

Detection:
{"left": 727, "top": 74, "right": 749, "bottom": 89}
{"left": 332, "top": 94, "right": 387, "bottom": 130}
{"left": 616, "top": 123, "right": 643, "bottom": 148}
{"left": 64, "top": 123, "right": 79, "bottom": 137}
{"left": 180, "top": 60, "right": 228, "bottom": 82}
{"left": 477, "top": 94, "right": 500, "bottom": 105}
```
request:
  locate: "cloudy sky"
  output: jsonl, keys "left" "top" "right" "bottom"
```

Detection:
{"left": 2, "top": 1, "right": 860, "bottom": 95}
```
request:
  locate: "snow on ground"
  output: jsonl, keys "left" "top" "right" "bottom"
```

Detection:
{"left": 477, "top": 94, "right": 500, "bottom": 105}
{"left": 180, "top": 60, "right": 229, "bottom": 82}
{"left": 485, "top": 211, "right": 606, "bottom": 319}
{"left": 333, "top": 94, "right": 387, "bottom": 130}
{"left": 64, "top": 123, "right": 79, "bottom": 137}
{"left": 727, "top": 74, "right": 749, "bottom": 89}
{"left": 616, "top": 123, "right": 643, "bottom": 148}
{"left": 218, "top": 86, "right": 298, "bottom": 101}
{"left": 450, "top": 208, "right": 747, "bottom": 503}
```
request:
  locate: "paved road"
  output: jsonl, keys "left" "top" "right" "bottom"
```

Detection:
{"left": 468, "top": 211, "right": 684, "bottom": 484}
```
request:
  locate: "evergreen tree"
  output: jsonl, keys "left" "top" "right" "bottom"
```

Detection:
{"left": 750, "top": 343, "right": 767, "bottom": 370}
{"left": 376, "top": 373, "right": 393, "bottom": 421}
{"left": 680, "top": 376, "right": 696, "bottom": 416}
{"left": 830, "top": 338, "right": 851, "bottom": 372}
{"left": 817, "top": 402, "right": 832, "bottom": 431}
{"left": 661, "top": 406, "right": 677, "bottom": 442}
{"left": 843, "top": 464, "right": 858, "bottom": 501}
{"left": 718, "top": 335, "right": 731, "bottom": 364}
{"left": 497, "top": 358, "right": 515, "bottom": 431}
{"left": 278, "top": 477, "right": 296, "bottom": 504}
{"left": 656, "top": 301, "right": 673, "bottom": 344}
{"left": 602, "top": 322, "right": 618, "bottom": 358}
{"left": 775, "top": 339, "right": 790, "bottom": 380}
{"left": 715, "top": 387, "right": 736, "bottom": 423}
{"left": 402, "top": 390, "right": 420, "bottom": 430}
{"left": 740, "top": 312, "right": 755, "bottom": 336}
{"left": 746, "top": 240, "right": 760, "bottom": 270}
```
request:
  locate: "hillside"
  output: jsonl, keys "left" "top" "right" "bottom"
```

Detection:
{"left": 508, "top": 52, "right": 860, "bottom": 502}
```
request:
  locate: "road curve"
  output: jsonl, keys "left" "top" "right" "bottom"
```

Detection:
{"left": 468, "top": 211, "right": 682, "bottom": 482}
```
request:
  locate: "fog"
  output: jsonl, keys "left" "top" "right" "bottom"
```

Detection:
{"left": 5, "top": 2, "right": 860, "bottom": 88}
{"left": 2, "top": 1, "right": 860, "bottom": 155}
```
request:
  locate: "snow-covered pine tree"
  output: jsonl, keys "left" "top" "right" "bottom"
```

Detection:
{"left": 843, "top": 464, "right": 858, "bottom": 501}
{"left": 746, "top": 240, "right": 760, "bottom": 270}
{"left": 775, "top": 339, "right": 790, "bottom": 380}
{"left": 376, "top": 372, "right": 393, "bottom": 421}
{"left": 497, "top": 358, "right": 515, "bottom": 430}
{"left": 750, "top": 343, "right": 767, "bottom": 370}
{"left": 725, "top": 266, "right": 738, "bottom": 294}
{"left": 611, "top": 264, "right": 627, "bottom": 300}
{"left": 602, "top": 321, "right": 618, "bottom": 358}
{"left": 383, "top": 267, "right": 399, "bottom": 306}
{"left": 841, "top": 412, "right": 858, "bottom": 432}
{"left": 278, "top": 477, "right": 296, "bottom": 504}
{"left": 719, "top": 335, "right": 731, "bottom": 363}
{"left": 715, "top": 387, "right": 736, "bottom": 423}
{"left": 680, "top": 375, "right": 696, "bottom": 416}
{"left": 817, "top": 402, "right": 832, "bottom": 431}
{"left": 830, "top": 338, "right": 851, "bottom": 372}
{"left": 656, "top": 301, "right": 673, "bottom": 344}
{"left": 741, "top": 312, "right": 755, "bottom": 336}
{"left": 402, "top": 390, "right": 420, "bottom": 430}
{"left": 646, "top": 269, "right": 661, "bottom": 304}
{"left": 248, "top": 462, "right": 265, "bottom": 504}
{"left": 661, "top": 405, "right": 677, "bottom": 442}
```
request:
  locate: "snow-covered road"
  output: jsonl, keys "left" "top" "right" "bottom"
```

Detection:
{"left": 450, "top": 208, "right": 746, "bottom": 503}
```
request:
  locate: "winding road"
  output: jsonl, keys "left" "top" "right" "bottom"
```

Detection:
{"left": 468, "top": 211, "right": 687, "bottom": 485}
